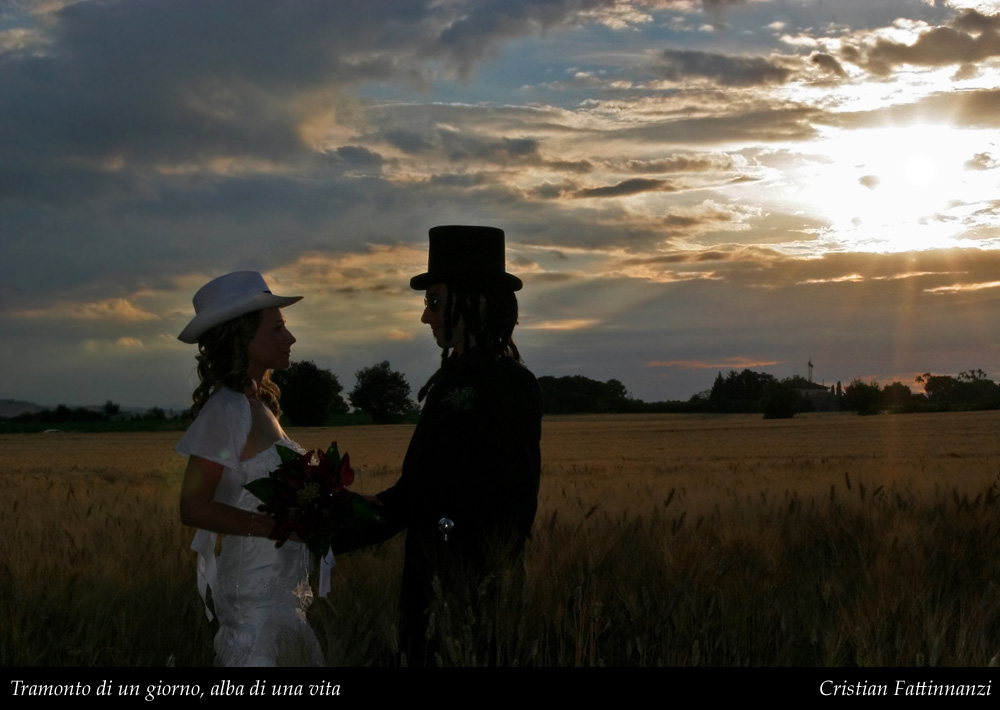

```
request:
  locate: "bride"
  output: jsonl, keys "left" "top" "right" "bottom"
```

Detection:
{"left": 176, "top": 271, "right": 323, "bottom": 667}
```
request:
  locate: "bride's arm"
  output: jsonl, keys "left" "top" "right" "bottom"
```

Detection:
{"left": 180, "top": 455, "right": 274, "bottom": 537}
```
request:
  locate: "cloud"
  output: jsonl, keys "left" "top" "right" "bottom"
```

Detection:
{"left": 4, "top": 0, "right": 1000, "bottom": 409}
{"left": 810, "top": 52, "right": 847, "bottom": 77}
{"left": 925, "top": 280, "right": 1000, "bottom": 294}
{"left": 851, "top": 11, "right": 1000, "bottom": 75}
{"left": 83, "top": 336, "right": 145, "bottom": 353}
{"left": 646, "top": 356, "right": 781, "bottom": 369}
{"left": 430, "top": 0, "right": 679, "bottom": 77}
{"left": 616, "top": 101, "right": 824, "bottom": 145}
{"left": 574, "top": 178, "right": 676, "bottom": 198}
{"left": 951, "top": 8, "right": 1000, "bottom": 34}
{"left": 326, "top": 146, "right": 385, "bottom": 172}
{"left": 620, "top": 153, "right": 735, "bottom": 174}
{"left": 12, "top": 297, "right": 160, "bottom": 322}
{"left": 521, "top": 318, "right": 600, "bottom": 331}
{"left": 859, "top": 175, "right": 880, "bottom": 190}
{"left": 832, "top": 88, "right": 1000, "bottom": 130}
{"left": 964, "top": 152, "right": 997, "bottom": 171}
{"left": 650, "top": 48, "right": 796, "bottom": 86}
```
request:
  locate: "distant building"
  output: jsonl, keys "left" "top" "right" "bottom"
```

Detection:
{"left": 789, "top": 360, "right": 839, "bottom": 411}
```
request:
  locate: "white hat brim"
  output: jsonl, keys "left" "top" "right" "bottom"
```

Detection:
{"left": 178, "top": 293, "right": 302, "bottom": 344}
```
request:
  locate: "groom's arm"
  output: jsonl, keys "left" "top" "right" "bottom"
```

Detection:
{"left": 328, "top": 484, "right": 409, "bottom": 554}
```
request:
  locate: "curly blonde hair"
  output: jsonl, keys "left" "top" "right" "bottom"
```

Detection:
{"left": 189, "top": 310, "right": 282, "bottom": 418}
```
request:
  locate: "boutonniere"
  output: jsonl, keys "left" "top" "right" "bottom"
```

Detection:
{"left": 443, "top": 386, "right": 477, "bottom": 411}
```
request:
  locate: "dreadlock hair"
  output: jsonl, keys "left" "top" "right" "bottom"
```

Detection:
{"left": 189, "top": 310, "right": 282, "bottom": 419}
{"left": 418, "top": 282, "right": 520, "bottom": 402}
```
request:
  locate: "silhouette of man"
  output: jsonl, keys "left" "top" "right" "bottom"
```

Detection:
{"left": 335, "top": 225, "right": 541, "bottom": 666}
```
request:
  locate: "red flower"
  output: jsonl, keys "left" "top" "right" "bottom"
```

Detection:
{"left": 245, "top": 442, "right": 377, "bottom": 558}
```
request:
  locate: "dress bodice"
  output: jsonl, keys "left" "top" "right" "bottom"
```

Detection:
{"left": 220, "top": 438, "right": 305, "bottom": 513}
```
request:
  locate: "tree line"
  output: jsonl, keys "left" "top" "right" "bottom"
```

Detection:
{"left": 7, "top": 364, "right": 1000, "bottom": 431}
{"left": 1, "top": 360, "right": 419, "bottom": 431}
{"left": 540, "top": 367, "right": 1000, "bottom": 419}
{"left": 692, "top": 368, "right": 1000, "bottom": 418}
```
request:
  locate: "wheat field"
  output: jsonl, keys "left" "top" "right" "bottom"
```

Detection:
{"left": 2, "top": 411, "right": 998, "bottom": 666}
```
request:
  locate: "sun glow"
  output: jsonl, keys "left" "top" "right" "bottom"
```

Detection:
{"left": 796, "top": 125, "right": 993, "bottom": 253}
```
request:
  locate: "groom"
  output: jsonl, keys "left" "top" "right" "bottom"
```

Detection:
{"left": 337, "top": 225, "right": 542, "bottom": 666}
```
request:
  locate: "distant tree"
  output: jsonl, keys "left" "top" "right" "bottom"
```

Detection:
{"left": 708, "top": 369, "right": 777, "bottom": 413}
{"left": 537, "top": 375, "right": 631, "bottom": 414}
{"left": 144, "top": 406, "right": 167, "bottom": 421}
{"left": 958, "top": 368, "right": 989, "bottom": 383}
{"left": 917, "top": 371, "right": 1000, "bottom": 408}
{"left": 880, "top": 381, "right": 913, "bottom": 409}
{"left": 916, "top": 372, "right": 958, "bottom": 404}
{"left": 349, "top": 361, "right": 415, "bottom": 424}
{"left": 843, "top": 379, "right": 882, "bottom": 415}
{"left": 763, "top": 381, "right": 802, "bottom": 419}
{"left": 272, "top": 360, "right": 348, "bottom": 426}
{"left": 102, "top": 400, "right": 121, "bottom": 417}
{"left": 956, "top": 369, "right": 1000, "bottom": 406}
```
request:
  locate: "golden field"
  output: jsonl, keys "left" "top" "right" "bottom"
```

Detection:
{"left": 2, "top": 411, "right": 998, "bottom": 666}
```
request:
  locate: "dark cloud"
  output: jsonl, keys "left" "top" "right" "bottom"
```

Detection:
{"left": 810, "top": 52, "right": 847, "bottom": 77}
{"left": 374, "top": 120, "right": 584, "bottom": 169}
{"left": 622, "top": 154, "right": 734, "bottom": 173}
{"left": 440, "top": 134, "right": 542, "bottom": 163}
{"left": 615, "top": 101, "right": 823, "bottom": 145}
{"left": 428, "top": 173, "right": 490, "bottom": 187}
{"left": 527, "top": 181, "right": 576, "bottom": 200}
{"left": 382, "top": 129, "right": 437, "bottom": 154}
{"left": 866, "top": 26, "right": 1000, "bottom": 75}
{"left": 574, "top": 178, "right": 676, "bottom": 198}
{"left": 430, "top": 0, "right": 664, "bottom": 76}
{"left": 663, "top": 215, "right": 701, "bottom": 229}
{"left": 852, "top": 11, "right": 1000, "bottom": 75}
{"left": 547, "top": 159, "right": 593, "bottom": 174}
{"left": 619, "top": 244, "right": 785, "bottom": 268}
{"left": 951, "top": 9, "right": 1000, "bottom": 34}
{"left": 328, "top": 146, "right": 385, "bottom": 171}
{"left": 651, "top": 48, "right": 794, "bottom": 86}
{"left": 953, "top": 62, "right": 981, "bottom": 80}
{"left": 5, "top": 0, "right": 645, "bottom": 206}
{"left": 1, "top": 1, "right": 439, "bottom": 168}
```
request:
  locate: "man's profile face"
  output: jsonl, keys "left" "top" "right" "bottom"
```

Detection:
{"left": 421, "top": 283, "right": 466, "bottom": 353}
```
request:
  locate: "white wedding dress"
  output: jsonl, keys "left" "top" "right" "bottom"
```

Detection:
{"left": 177, "top": 388, "right": 323, "bottom": 667}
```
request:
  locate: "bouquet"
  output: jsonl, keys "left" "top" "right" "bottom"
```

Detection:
{"left": 245, "top": 441, "right": 382, "bottom": 559}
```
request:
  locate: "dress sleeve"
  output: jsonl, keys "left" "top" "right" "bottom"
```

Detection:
{"left": 175, "top": 388, "right": 252, "bottom": 621}
{"left": 176, "top": 388, "right": 251, "bottom": 467}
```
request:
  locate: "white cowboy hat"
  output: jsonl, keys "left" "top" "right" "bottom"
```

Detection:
{"left": 178, "top": 271, "right": 302, "bottom": 344}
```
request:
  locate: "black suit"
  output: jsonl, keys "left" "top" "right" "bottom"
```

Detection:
{"left": 335, "top": 350, "right": 541, "bottom": 665}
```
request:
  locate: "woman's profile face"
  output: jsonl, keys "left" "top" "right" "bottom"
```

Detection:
{"left": 247, "top": 307, "right": 296, "bottom": 378}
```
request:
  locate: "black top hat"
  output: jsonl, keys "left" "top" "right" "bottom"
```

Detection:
{"left": 410, "top": 225, "right": 523, "bottom": 291}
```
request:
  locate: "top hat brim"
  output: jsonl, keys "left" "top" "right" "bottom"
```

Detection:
{"left": 410, "top": 271, "right": 522, "bottom": 291}
{"left": 177, "top": 293, "right": 302, "bottom": 344}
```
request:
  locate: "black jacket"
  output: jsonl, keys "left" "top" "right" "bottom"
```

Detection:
{"left": 332, "top": 350, "right": 541, "bottom": 663}
{"left": 380, "top": 350, "right": 541, "bottom": 564}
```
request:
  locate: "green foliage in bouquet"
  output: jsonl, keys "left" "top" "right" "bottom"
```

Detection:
{"left": 245, "top": 441, "right": 382, "bottom": 559}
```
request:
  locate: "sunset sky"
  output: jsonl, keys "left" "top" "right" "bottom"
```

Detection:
{"left": 3, "top": 0, "right": 1000, "bottom": 409}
